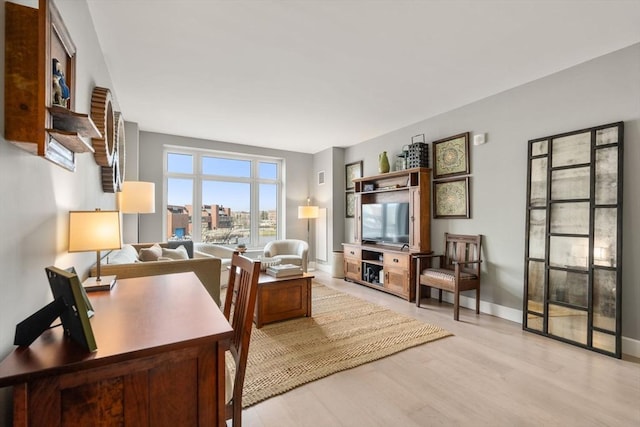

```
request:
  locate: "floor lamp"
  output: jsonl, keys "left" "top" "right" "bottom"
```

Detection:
{"left": 117, "top": 181, "right": 155, "bottom": 243}
{"left": 297, "top": 197, "right": 319, "bottom": 246}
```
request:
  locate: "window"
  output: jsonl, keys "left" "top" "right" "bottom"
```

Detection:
{"left": 165, "top": 148, "right": 282, "bottom": 248}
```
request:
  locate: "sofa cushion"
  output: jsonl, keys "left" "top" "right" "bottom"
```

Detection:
{"left": 162, "top": 245, "right": 189, "bottom": 260}
{"left": 139, "top": 244, "right": 162, "bottom": 261}
{"left": 166, "top": 240, "right": 194, "bottom": 258}
{"left": 106, "top": 244, "right": 140, "bottom": 265}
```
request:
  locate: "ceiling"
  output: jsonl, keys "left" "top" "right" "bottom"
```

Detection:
{"left": 86, "top": 1, "right": 640, "bottom": 154}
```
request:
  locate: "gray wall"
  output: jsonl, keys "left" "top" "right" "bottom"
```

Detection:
{"left": 0, "top": 0, "right": 119, "bottom": 422}
{"left": 344, "top": 43, "right": 640, "bottom": 348}
{"left": 137, "top": 131, "right": 314, "bottom": 245}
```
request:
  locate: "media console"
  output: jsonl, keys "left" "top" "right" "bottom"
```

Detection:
{"left": 343, "top": 167, "right": 432, "bottom": 301}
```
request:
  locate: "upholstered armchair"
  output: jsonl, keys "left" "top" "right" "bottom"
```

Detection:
{"left": 262, "top": 239, "right": 309, "bottom": 272}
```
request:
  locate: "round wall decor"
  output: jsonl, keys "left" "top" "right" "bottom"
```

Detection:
{"left": 90, "top": 86, "right": 115, "bottom": 167}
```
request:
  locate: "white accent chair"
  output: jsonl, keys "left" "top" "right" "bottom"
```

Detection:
{"left": 193, "top": 243, "right": 236, "bottom": 287}
{"left": 262, "top": 239, "right": 309, "bottom": 272}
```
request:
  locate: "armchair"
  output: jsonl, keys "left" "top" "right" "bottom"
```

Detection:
{"left": 262, "top": 239, "right": 309, "bottom": 272}
{"left": 414, "top": 233, "right": 483, "bottom": 321}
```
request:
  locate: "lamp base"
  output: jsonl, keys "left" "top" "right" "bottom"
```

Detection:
{"left": 83, "top": 275, "right": 117, "bottom": 292}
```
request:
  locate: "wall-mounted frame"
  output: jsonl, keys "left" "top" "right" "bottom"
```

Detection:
{"left": 433, "top": 132, "right": 470, "bottom": 179}
{"left": 433, "top": 176, "right": 470, "bottom": 219}
{"left": 345, "top": 161, "right": 363, "bottom": 190}
{"left": 346, "top": 191, "right": 356, "bottom": 218}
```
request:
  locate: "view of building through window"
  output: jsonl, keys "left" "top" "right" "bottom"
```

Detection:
{"left": 165, "top": 150, "right": 281, "bottom": 248}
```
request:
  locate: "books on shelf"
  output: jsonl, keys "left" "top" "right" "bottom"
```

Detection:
{"left": 266, "top": 264, "right": 303, "bottom": 277}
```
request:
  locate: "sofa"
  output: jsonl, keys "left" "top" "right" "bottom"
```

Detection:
{"left": 263, "top": 239, "right": 309, "bottom": 272}
{"left": 90, "top": 241, "right": 222, "bottom": 305}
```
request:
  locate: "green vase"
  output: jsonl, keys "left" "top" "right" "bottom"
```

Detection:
{"left": 378, "top": 151, "right": 390, "bottom": 173}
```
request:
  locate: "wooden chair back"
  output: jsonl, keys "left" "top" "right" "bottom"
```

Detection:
{"left": 442, "top": 233, "right": 482, "bottom": 277}
{"left": 415, "top": 233, "right": 483, "bottom": 320}
{"left": 223, "top": 252, "right": 261, "bottom": 427}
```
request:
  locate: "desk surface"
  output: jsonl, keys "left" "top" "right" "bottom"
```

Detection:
{"left": 0, "top": 272, "right": 233, "bottom": 387}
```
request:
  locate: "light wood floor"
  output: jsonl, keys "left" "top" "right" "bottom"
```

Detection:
{"left": 241, "top": 271, "right": 640, "bottom": 427}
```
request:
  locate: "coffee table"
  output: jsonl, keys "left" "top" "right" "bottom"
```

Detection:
{"left": 254, "top": 272, "right": 313, "bottom": 328}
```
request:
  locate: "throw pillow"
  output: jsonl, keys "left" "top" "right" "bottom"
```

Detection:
{"left": 139, "top": 244, "right": 162, "bottom": 261}
{"left": 161, "top": 245, "right": 189, "bottom": 260}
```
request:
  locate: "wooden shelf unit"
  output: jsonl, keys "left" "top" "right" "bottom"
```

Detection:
{"left": 4, "top": 0, "right": 101, "bottom": 170}
{"left": 343, "top": 167, "right": 432, "bottom": 301}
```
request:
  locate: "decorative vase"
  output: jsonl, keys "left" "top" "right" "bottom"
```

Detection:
{"left": 378, "top": 151, "right": 390, "bottom": 173}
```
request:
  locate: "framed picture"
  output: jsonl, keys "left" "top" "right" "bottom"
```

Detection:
{"left": 345, "top": 161, "right": 363, "bottom": 190}
{"left": 433, "top": 177, "right": 470, "bottom": 219}
{"left": 346, "top": 191, "right": 356, "bottom": 218}
{"left": 433, "top": 132, "right": 470, "bottom": 179}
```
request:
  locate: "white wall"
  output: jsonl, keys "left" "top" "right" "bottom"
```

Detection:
{"left": 137, "top": 131, "right": 314, "bottom": 244}
{"left": 0, "top": 0, "right": 119, "bottom": 422}
{"left": 344, "top": 43, "right": 640, "bottom": 347}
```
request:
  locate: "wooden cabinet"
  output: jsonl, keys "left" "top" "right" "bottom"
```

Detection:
{"left": 343, "top": 243, "right": 426, "bottom": 301}
{"left": 342, "top": 167, "right": 432, "bottom": 301}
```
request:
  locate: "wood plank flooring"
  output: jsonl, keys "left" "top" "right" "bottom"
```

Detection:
{"left": 241, "top": 271, "right": 640, "bottom": 427}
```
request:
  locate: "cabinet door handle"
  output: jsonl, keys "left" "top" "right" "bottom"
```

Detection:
{"left": 393, "top": 258, "right": 399, "bottom": 263}
{"left": 350, "top": 251, "right": 355, "bottom": 255}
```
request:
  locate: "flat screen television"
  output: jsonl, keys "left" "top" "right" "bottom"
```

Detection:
{"left": 361, "top": 202, "right": 410, "bottom": 244}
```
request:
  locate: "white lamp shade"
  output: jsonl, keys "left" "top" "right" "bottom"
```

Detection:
{"left": 117, "top": 181, "right": 155, "bottom": 214}
{"left": 69, "top": 210, "right": 122, "bottom": 252}
{"left": 298, "top": 205, "right": 319, "bottom": 219}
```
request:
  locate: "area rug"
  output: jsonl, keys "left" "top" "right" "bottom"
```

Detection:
{"left": 237, "top": 282, "right": 452, "bottom": 407}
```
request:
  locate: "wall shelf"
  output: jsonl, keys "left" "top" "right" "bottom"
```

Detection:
{"left": 4, "top": 0, "right": 101, "bottom": 170}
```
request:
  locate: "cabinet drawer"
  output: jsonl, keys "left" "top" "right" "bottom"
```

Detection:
{"left": 343, "top": 246, "right": 361, "bottom": 260}
{"left": 383, "top": 253, "right": 409, "bottom": 269}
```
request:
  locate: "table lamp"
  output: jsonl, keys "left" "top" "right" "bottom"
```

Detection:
{"left": 69, "top": 209, "right": 121, "bottom": 291}
{"left": 298, "top": 197, "right": 319, "bottom": 244}
{"left": 117, "top": 181, "right": 155, "bottom": 242}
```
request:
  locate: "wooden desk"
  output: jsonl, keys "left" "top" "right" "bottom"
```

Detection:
{"left": 0, "top": 272, "right": 233, "bottom": 427}
{"left": 254, "top": 272, "right": 313, "bottom": 328}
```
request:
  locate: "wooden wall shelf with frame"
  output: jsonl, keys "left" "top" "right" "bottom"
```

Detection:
{"left": 343, "top": 167, "right": 432, "bottom": 301}
{"left": 5, "top": 0, "right": 101, "bottom": 171}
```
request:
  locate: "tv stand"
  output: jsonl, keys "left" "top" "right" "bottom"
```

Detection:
{"left": 343, "top": 168, "right": 432, "bottom": 301}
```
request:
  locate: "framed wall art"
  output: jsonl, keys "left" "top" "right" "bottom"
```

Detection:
{"left": 345, "top": 161, "right": 363, "bottom": 190}
{"left": 433, "top": 177, "right": 470, "bottom": 219}
{"left": 345, "top": 191, "right": 356, "bottom": 218}
{"left": 433, "top": 132, "right": 470, "bottom": 179}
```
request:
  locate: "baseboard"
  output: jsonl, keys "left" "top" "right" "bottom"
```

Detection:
{"left": 622, "top": 336, "right": 640, "bottom": 358}
{"left": 431, "top": 291, "right": 640, "bottom": 358}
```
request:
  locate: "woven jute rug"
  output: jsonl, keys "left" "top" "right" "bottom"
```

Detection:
{"left": 237, "top": 282, "right": 452, "bottom": 407}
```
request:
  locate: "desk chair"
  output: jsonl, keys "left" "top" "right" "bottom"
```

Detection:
{"left": 223, "top": 252, "right": 261, "bottom": 427}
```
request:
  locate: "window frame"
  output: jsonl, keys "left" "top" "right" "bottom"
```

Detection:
{"left": 163, "top": 145, "right": 283, "bottom": 248}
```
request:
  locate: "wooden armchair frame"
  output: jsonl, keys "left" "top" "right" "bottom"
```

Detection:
{"left": 415, "top": 233, "right": 483, "bottom": 320}
{"left": 223, "top": 252, "right": 261, "bottom": 427}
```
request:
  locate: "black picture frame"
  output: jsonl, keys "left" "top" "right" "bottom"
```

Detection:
{"left": 46, "top": 266, "right": 97, "bottom": 352}
{"left": 345, "top": 161, "right": 362, "bottom": 190}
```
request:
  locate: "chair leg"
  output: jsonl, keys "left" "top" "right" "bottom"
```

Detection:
{"left": 438, "top": 289, "right": 442, "bottom": 303}
{"left": 476, "top": 287, "right": 480, "bottom": 314}
{"left": 416, "top": 282, "right": 422, "bottom": 307}
{"left": 454, "top": 291, "right": 460, "bottom": 321}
